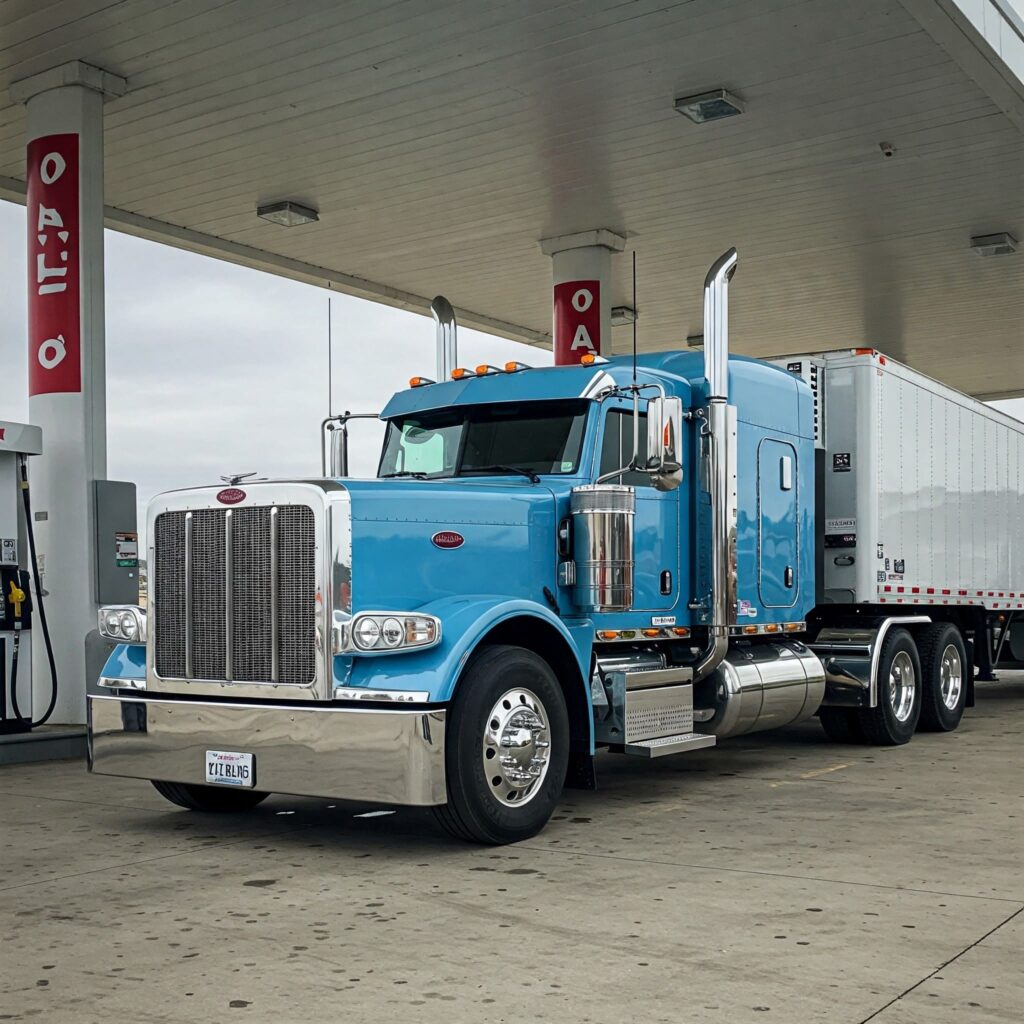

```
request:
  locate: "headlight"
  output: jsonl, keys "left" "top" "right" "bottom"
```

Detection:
{"left": 353, "top": 617, "right": 382, "bottom": 650}
{"left": 119, "top": 611, "right": 138, "bottom": 641}
{"left": 344, "top": 613, "right": 441, "bottom": 654}
{"left": 98, "top": 605, "right": 147, "bottom": 643}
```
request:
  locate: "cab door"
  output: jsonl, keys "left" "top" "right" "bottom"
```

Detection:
{"left": 758, "top": 438, "right": 799, "bottom": 607}
{"left": 597, "top": 405, "right": 680, "bottom": 612}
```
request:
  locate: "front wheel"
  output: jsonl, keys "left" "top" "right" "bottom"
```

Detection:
{"left": 432, "top": 645, "right": 569, "bottom": 845}
{"left": 857, "top": 627, "right": 921, "bottom": 745}
{"left": 152, "top": 780, "right": 269, "bottom": 812}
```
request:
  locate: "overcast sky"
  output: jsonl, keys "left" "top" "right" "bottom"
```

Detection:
{"left": 0, "top": 198, "right": 551, "bottom": 543}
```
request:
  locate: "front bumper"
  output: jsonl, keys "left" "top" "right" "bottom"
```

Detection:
{"left": 88, "top": 695, "right": 447, "bottom": 807}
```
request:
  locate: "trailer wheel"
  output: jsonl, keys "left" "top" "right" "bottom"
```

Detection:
{"left": 151, "top": 780, "right": 269, "bottom": 812}
{"left": 857, "top": 628, "right": 921, "bottom": 744}
{"left": 432, "top": 644, "right": 568, "bottom": 845}
{"left": 818, "top": 708, "right": 865, "bottom": 744}
{"left": 917, "top": 623, "right": 967, "bottom": 732}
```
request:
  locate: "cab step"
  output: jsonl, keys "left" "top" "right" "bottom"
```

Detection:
{"left": 624, "top": 732, "right": 717, "bottom": 758}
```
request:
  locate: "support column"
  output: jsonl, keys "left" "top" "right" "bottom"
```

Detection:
{"left": 540, "top": 229, "right": 625, "bottom": 364}
{"left": 11, "top": 62, "right": 126, "bottom": 724}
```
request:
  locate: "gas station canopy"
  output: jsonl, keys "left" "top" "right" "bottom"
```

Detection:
{"left": 2, "top": 0, "right": 1023, "bottom": 397}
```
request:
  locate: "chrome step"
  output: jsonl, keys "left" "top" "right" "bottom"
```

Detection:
{"left": 624, "top": 732, "right": 717, "bottom": 758}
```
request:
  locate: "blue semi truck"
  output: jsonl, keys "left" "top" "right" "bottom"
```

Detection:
{"left": 91, "top": 249, "right": 998, "bottom": 844}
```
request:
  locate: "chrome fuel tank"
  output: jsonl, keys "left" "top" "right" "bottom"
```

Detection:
{"left": 694, "top": 640, "right": 825, "bottom": 739}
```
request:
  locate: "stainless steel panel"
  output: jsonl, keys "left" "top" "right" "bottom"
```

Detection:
{"left": 570, "top": 484, "right": 635, "bottom": 611}
{"left": 88, "top": 694, "right": 446, "bottom": 807}
{"left": 624, "top": 683, "right": 694, "bottom": 743}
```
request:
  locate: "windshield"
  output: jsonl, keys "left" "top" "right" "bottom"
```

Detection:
{"left": 378, "top": 400, "right": 589, "bottom": 479}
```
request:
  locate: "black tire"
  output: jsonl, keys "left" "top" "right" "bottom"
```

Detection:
{"left": 917, "top": 622, "right": 968, "bottom": 732}
{"left": 151, "top": 780, "right": 269, "bottom": 812}
{"left": 819, "top": 707, "right": 865, "bottom": 744}
{"left": 857, "top": 627, "right": 921, "bottom": 745}
{"left": 432, "top": 644, "right": 569, "bottom": 845}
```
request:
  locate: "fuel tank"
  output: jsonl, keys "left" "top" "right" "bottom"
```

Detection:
{"left": 694, "top": 639, "right": 825, "bottom": 739}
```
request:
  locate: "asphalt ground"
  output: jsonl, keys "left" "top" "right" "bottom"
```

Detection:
{"left": 1, "top": 677, "right": 1021, "bottom": 1023}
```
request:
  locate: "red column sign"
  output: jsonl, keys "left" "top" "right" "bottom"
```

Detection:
{"left": 553, "top": 280, "right": 600, "bottom": 365}
{"left": 27, "top": 134, "right": 81, "bottom": 396}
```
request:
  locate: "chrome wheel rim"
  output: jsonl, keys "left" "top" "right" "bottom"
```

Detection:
{"left": 482, "top": 688, "right": 551, "bottom": 807}
{"left": 940, "top": 644, "right": 963, "bottom": 711}
{"left": 889, "top": 650, "right": 916, "bottom": 723}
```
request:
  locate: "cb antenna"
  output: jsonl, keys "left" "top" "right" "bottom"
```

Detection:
{"left": 631, "top": 249, "right": 638, "bottom": 386}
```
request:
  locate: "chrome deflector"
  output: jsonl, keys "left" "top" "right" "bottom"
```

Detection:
{"left": 88, "top": 695, "right": 446, "bottom": 807}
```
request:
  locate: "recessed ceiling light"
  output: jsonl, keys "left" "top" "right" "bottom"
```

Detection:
{"left": 611, "top": 306, "right": 637, "bottom": 326}
{"left": 970, "top": 232, "right": 1017, "bottom": 257}
{"left": 674, "top": 88, "right": 743, "bottom": 124}
{"left": 257, "top": 200, "right": 319, "bottom": 227}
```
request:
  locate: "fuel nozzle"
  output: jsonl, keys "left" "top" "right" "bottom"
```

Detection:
{"left": 7, "top": 578, "right": 26, "bottom": 621}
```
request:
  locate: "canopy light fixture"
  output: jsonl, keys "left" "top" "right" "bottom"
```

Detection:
{"left": 971, "top": 232, "right": 1017, "bottom": 257}
{"left": 611, "top": 305, "right": 637, "bottom": 326}
{"left": 674, "top": 88, "right": 743, "bottom": 124}
{"left": 257, "top": 200, "right": 319, "bottom": 227}
{"left": 686, "top": 333, "right": 704, "bottom": 349}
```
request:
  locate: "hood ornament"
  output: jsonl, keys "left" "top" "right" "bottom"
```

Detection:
{"left": 220, "top": 472, "right": 257, "bottom": 486}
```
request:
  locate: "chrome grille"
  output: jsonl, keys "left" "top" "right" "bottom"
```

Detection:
{"left": 154, "top": 505, "right": 316, "bottom": 685}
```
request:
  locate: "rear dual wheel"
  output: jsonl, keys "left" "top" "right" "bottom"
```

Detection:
{"left": 917, "top": 622, "right": 967, "bottom": 732}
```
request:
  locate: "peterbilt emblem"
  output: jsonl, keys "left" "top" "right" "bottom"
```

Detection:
{"left": 216, "top": 488, "right": 247, "bottom": 505}
{"left": 431, "top": 531, "right": 465, "bottom": 549}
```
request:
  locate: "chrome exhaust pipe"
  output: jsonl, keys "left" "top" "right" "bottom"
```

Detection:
{"left": 694, "top": 248, "right": 738, "bottom": 682}
{"left": 431, "top": 296, "right": 457, "bottom": 382}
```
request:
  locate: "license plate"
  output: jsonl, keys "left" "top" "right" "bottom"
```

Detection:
{"left": 205, "top": 750, "right": 255, "bottom": 788}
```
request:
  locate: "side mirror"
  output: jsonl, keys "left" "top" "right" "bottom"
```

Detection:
{"left": 646, "top": 396, "right": 683, "bottom": 492}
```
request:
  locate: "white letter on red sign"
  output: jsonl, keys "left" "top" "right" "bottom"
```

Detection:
{"left": 27, "top": 134, "right": 81, "bottom": 396}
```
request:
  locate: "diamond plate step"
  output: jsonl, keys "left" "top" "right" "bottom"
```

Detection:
{"left": 623, "top": 732, "right": 717, "bottom": 758}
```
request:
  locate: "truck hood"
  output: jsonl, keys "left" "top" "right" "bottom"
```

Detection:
{"left": 341, "top": 478, "right": 560, "bottom": 610}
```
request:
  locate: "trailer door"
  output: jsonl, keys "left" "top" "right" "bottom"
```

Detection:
{"left": 758, "top": 438, "right": 799, "bottom": 608}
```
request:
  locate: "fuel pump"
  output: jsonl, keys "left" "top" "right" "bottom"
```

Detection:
{"left": 0, "top": 420, "right": 56, "bottom": 732}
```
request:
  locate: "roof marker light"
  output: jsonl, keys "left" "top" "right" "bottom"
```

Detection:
{"left": 451, "top": 367, "right": 473, "bottom": 380}
{"left": 504, "top": 361, "right": 531, "bottom": 373}
{"left": 580, "top": 353, "right": 596, "bottom": 366}
{"left": 409, "top": 375, "right": 435, "bottom": 388}
{"left": 475, "top": 364, "right": 501, "bottom": 375}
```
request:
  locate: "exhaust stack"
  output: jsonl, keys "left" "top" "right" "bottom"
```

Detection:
{"left": 694, "top": 248, "right": 738, "bottom": 681}
{"left": 431, "top": 296, "right": 457, "bottom": 382}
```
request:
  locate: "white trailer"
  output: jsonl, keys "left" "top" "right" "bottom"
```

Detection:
{"left": 777, "top": 349, "right": 1024, "bottom": 744}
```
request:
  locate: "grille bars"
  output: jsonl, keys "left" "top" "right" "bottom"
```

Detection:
{"left": 270, "top": 506, "right": 279, "bottom": 683}
{"left": 184, "top": 511, "right": 193, "bottom": 679}
{"left": 224, "top": 508, "right": 234, "bottom": 681}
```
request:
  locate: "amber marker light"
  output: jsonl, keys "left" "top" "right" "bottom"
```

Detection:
{"left": 642, "top": 628, "right": 662, "bottom": 638}
{"left": 671, "top": 627, "right": 690, "bottom": 637}
{"left": 743, "top": 625, "right": 758, "bottom": 635}
{"left": 765, "top": 623, "right": 780, "bottom": 633}
{"left": 597, "top": 630, "right": 618, "bottom": 641}
{"left": 580, "top": 353, "right": 597, "bottom": 366}
{"left": 475, "top": 364, "right": 502, "bottom": 375}
{"left": 504, "top": 361, "right": 530, "bottom": 372}
{"left": 451, "top": 367, "right": 472, "bottom": 380}
{"left": 409, "top": 375, "right": 435, "bottom": 388}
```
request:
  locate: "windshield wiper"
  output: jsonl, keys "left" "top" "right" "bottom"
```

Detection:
{"left": 379, "top": 471, "right": 428, "bottom": 479}
{"left": 458, "top": 464, "right": 540, "bottom": 484}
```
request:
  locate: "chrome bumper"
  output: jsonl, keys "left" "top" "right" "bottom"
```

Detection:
{"left": 88, "top": 695, "right": 447, "bottom": 807}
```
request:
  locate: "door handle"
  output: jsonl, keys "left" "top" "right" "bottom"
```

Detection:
{"left": 784, "top": 566, "right": 794, "bottom": 588}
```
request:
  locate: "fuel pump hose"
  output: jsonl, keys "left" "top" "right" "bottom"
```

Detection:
{"left": 17, "top": 455, "right": 58, "bottom": 727}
